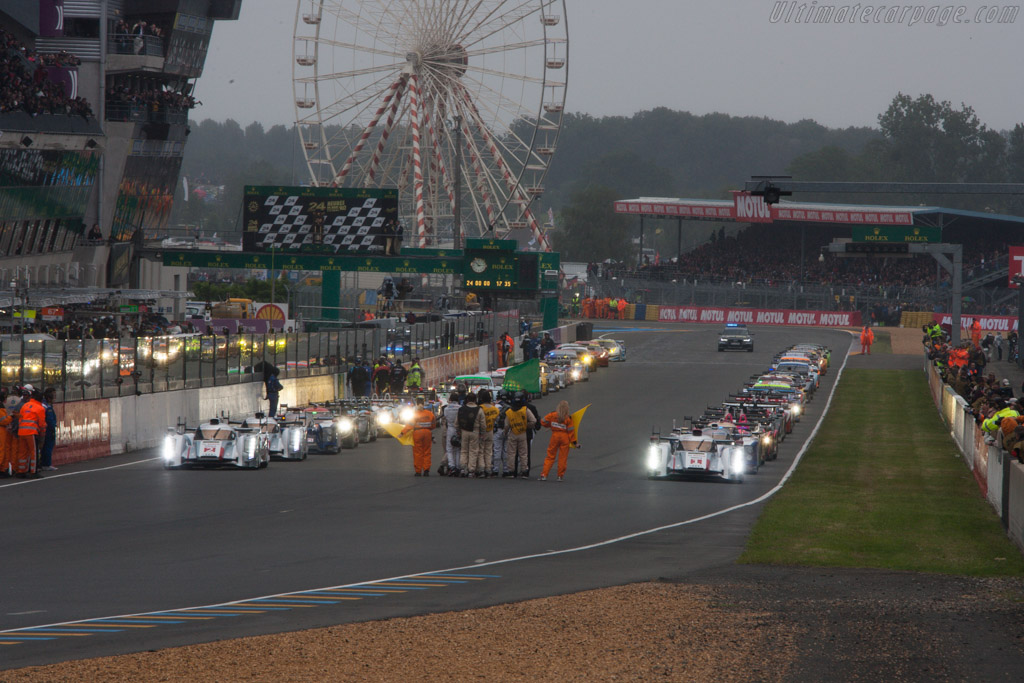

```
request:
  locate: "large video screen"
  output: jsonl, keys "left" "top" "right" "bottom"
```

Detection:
{"left": 0, "top": 148, "right": 99, "bottom": 221}
{"left": 242, "top": 185, "right": 398, "bottom": 254}
{"left": 110, "top": 155, "right": 182, "bottom": 242}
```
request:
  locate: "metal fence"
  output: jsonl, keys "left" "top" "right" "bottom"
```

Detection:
{"left": 8, "top": 313, "right": 519, "bottom": 403}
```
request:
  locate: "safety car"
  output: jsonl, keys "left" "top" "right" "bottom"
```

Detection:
{"left": 162, "top": 418, "right": 270, "bottom": 470}
{"left": 545, "top": 349, "right": 589, "bottom": 382}
{"left": 718, "top": 323, "right": 754, "bottom": 352}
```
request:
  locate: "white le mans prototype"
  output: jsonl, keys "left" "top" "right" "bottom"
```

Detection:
{"left": 163, "top": 417, "right": 271, "bottom": 469}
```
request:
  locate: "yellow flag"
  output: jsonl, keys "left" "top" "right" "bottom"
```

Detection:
{"left": 382, "top": 422, "right": 414, "bottom": 447}
{"left": 570, "top": 404, "right": 590, "bottom": 446}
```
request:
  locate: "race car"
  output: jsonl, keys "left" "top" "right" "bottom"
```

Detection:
{"left": 242, "top": 413, "right": 308, "bottom": 460}
{"left": 581, "top": 342, "right": 611, "bottom": 367}
{"left": 162, "top": 418, "right": 270, "bottom": 470}
{"left": 718, "top": 323, "right": 754, "bottom": 352}
{"left": 558, "top": 344, "right": 598, "bottom": 371}
{"left": 545, "top": 349, "right": 589, "bottom": 382}
{"left": 304, "top": 406, "right": 358, "bottom": 452}
{"left": 594, "top": 339, "right": 627, "bottom": 362}
{"left": 645, "top": 426, "right": 746, "bottom": 483}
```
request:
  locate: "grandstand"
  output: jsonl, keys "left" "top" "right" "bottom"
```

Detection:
{"left": 0, "top": 0, "right": 240, "bottom": 304}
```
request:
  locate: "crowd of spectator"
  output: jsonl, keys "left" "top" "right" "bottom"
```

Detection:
{"left": 599, "top": 223, "right": 1014, "bottom": 294}
{"left": 17, "top": 311, "right": 193, "bottom": 340}
{"left": 112, "top": 19, "right": 165, "bottom": 54}
{"left": 106, "top": 82, "right": 199, "bottom": 114}
{"left": 929, "top": 323, "right": 1024, "bottom": 463}
{"left": 0, "top": 28, "right": 92, "bottom": 118}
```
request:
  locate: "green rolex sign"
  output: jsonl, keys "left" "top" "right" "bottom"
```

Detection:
{"left": 851, "top": 226, "right": 940, "bottom": 243}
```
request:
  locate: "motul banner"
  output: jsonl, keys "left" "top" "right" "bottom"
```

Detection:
{"left": 1008, "top": 246, "right": 1024, "bottom": 288}
{"left": 732, "top": 191, "right": 772, "bottom": 223}
{"left": 932, "top": 313, "right": 1018, "bottom": 333}
{"left": 658, "top": 306, "right": 862, "bottom": 327}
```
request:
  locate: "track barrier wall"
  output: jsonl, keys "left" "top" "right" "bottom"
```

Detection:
{"left": 53, "top": 321, "right": 580, "bottom": 461}
{"left": 924, "top": 355, "right": 1024, "bottom": 553}
{"left": 657, "top": 306, "right": 862, "bottom": 327}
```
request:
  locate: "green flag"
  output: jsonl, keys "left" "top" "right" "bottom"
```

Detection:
{"left": 503, "top": 358, "right": 541, "bottom": 394}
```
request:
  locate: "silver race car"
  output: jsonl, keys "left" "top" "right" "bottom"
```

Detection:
{"left": 163, "top": 418, "right": 270, "bottom": 470}
{"left": 242, "top": 413, "right": 309, "bottom": 461}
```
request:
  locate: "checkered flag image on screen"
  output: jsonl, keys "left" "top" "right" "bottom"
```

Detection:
{"left": 243, "top": 187, "right": 398, "bottom": 254}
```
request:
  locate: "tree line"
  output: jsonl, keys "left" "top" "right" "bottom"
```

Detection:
{"left": 170, "top": 93, "right": 1024, "bottom": 263}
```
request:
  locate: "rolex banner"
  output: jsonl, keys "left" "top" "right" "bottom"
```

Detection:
{"left": 502, "top": 359, "right": 540, "bottom": 394}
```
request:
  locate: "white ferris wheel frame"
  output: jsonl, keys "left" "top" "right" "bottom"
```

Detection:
{"left": 292, "top": 0, "right": 568, "bottom": 250}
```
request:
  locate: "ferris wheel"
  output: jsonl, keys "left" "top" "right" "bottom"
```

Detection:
{"left": 292, "top": 0, "right": 568, "bottom": 251}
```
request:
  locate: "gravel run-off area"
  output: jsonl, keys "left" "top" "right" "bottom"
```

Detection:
{"left": 4, "top": 566, "right": 1024, "bottom": 682}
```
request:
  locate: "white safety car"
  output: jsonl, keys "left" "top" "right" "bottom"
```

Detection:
{"left": 162, "top": 418, "right": 270, "bottom": 470}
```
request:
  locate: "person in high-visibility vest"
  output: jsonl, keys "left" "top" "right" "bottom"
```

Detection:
{"left": 0, "top": 389, "right": 13, "bottom": 477}
{"left": 539, "top": 400, "right": 576, "bottom": 482}
{"left": 503, "top": 390, "right": 537, "bottom": 478}
{"left": 15, "top": 386, "right": 45, "bottom": 477}
{"left": 859, "top": 326, "right": 875, "bottom": 355}
{"left": 401, "top": 396, "right": 436, "bottom": 476}
{"left": 970, "top": 319, "right": 982, "bottom": 348}
{"left": 617, "top": 298, "right": 627, "bottom": 320}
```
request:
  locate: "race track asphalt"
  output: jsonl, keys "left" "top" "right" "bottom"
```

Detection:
{"left": 0, "top": 322, "right": 854, "bottom": 668}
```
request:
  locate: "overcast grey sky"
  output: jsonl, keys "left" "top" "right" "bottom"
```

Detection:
{"left": 197, "top": 0, "right": 1023, "bottom": 131}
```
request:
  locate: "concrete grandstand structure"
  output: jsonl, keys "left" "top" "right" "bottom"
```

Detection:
{"left": 0, "top": 0, "right": 240, "bottom": 305}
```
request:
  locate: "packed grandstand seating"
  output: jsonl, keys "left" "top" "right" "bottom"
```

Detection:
{"left": 0, "top": 28, "right": 93, "bottom": 119}
{"left": 605, "top": 223, "right": 1009, "bottom": 291}
{"left": 105, "top": 82, "right": 199, "bottom": 113}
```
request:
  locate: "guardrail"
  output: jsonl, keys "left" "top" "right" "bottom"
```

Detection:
{"left": 6, "top": 312, "right": 519, "bottom": 403}
{"left": 108, "top": 34, "right": 164, "bottom": 57}
{"left": 924, "top": 354, "right": 1024, "bottom": 553}
{"left": 105, "top": 103, "right": 188, "bottom": 125}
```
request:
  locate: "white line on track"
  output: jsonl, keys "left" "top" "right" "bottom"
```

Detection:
{"left": 1, "top": 338, "right": 856, "bottom": 636}
{"left": 0, "top": 457, "right": 160, "bottom": 489}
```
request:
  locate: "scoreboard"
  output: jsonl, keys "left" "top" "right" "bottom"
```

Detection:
{"left": 242, "top": 185, "right": 399, "bottom": 254}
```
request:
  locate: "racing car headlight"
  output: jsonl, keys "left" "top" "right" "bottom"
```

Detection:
{"left": 720, "top": 338, "right": 728, "bottom": 343}
{"left": 647, "top": 445, "right": 661, "bottom": 470}
{"left": 581, "top": 354, "right": 593, "bottom": 365}
{"left": 291, "top": 430, "right": 302, "bottom": 452}
{"left": 246, "top": 437, "right": 256, "bottom": 459}
{"left": 790, "top": 404, "right": 801, "bottom": 416}
{"left": 337, "top": 417, "right": 354, "bottom": 434}
{"left": 163, "top": 436, "right": 175, "bottom": 461}
{"left": 376, "top": 412, "right": 392, "bottom": 426}
{"left": 400, "top": 406, "right": 415, "bottom": 423}
{"left": 732, "top": 449, "right": 745, "bottom": 474}
{"left": 571, "top": 369, "right": 581, "bottom": 380}
{"left": 761, "top": 434, "right": 772, "bottom": 446}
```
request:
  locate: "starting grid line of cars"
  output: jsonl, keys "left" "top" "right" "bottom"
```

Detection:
{"left": 645, "top": 342, "right": 832, "bottom": 483}
{"left": 161, "top": 338, "right": 628, "bottom": 470}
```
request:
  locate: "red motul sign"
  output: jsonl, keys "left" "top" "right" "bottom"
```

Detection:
{"left": 732, "top": 191, "right": 773, "bottom": 223}
{"left": 658, "top": 306, "right": 861, "bottom": 327}
{"left": 932, "top": 313, "right": 1019, "bottom": 332}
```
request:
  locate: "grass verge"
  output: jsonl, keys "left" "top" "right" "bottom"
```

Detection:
{"left": 868, "top": 330, "right": 892, "bottom": 354}
{"left": 741, "top": 369, "right": 1024, "bottom": 577}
